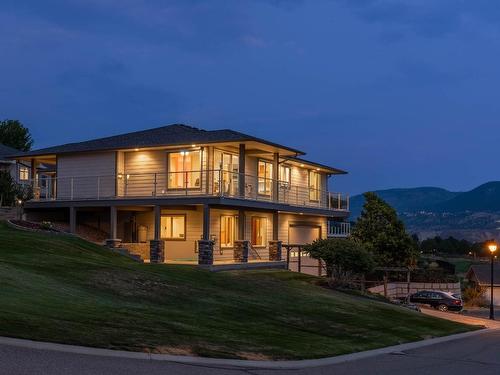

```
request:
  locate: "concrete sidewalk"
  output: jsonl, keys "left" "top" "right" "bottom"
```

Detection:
{"left": 421, "top": 307, "right": 500, "bottom": 329}
{"left": 0, "top": 328, "right": 491, "bottom": 370}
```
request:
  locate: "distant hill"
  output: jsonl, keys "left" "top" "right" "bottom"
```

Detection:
{"left": 350, "top": 182, "right": 500, "bottom": 242}
{"left": 433, "top": 181, "right": 500, "bottom": 213}
{"left": 350, "top": 187, "right": 460, "bottom": 218}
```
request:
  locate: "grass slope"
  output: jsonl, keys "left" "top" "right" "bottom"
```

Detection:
{"left": 0, "top": 222, "right": 475, "bottom": 360}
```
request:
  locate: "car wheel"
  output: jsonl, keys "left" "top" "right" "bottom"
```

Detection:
{"left": 437, "top": 304, "right": 448, "bottom": 312}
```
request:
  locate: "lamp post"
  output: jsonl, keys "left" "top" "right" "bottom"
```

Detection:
{"left": 488, "top": 242, "right": 497, "bottom": 320}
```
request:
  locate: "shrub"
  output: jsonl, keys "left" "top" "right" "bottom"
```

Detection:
{"left": 305, "top": 238, "right": 374, "bottom": 287}
{"left": 40, "top": 221, "right": 54, "bottom": 231}
{"left": 462, "top": 285, "right": 487, "bottom": 307}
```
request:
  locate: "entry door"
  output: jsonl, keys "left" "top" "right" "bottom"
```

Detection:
{"left": 288, "top": 225, "right": 321, "bottom": 245}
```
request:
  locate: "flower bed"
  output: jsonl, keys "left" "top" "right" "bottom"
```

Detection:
{"left": 8, "top": 220, "right": 60, "bottom": 233}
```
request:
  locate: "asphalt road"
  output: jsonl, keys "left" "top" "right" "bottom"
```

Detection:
{"left": 1, "top": 330, "right": 500, "bottom": 375}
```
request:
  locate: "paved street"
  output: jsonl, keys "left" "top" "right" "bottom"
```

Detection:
{"left": 1, "top": 330, "right": 500, "bottom": 375}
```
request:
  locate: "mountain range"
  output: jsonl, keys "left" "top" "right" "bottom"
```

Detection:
{"left": 350, "top": 181, "right": 500, "bottom": 242}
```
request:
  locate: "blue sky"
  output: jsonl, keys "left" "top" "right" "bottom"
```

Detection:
{"left": 2, "top": 0, "right": 500, "bottom": 195}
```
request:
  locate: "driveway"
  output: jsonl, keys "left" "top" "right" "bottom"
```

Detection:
{"left": 1, "top": 330, "right": 500, "bottom": 375}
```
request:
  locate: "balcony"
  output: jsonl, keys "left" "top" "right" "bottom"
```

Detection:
{"left": 31, "top": 170, "right": 349, "bottom": 212}
{"left": 327, "top": 221, "right": 351, "bottom": 237}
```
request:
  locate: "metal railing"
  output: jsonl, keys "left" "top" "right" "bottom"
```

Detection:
{"left": 28, "top": 169, "right": 349, "bottom": 211}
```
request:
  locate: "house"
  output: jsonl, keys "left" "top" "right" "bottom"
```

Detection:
{"left": 465, "top": 264, "right": 500, "bottom": 305}
{"left": 10, "top": 124, "right": 350, "bottom": 266}
{"left": 0, "top": 143, "right": 30, "bottom": 184}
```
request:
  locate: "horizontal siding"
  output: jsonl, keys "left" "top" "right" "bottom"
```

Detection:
{"left": 57, "top": 152, "right": 116, "bottom": 199}
{"left": 134, "top": 207, "right": 203, "bottom": 261}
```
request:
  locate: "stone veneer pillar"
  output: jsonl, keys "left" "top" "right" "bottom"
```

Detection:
{"left": 234, "top": 240, "right": 249, "bottom": 263}
{"left": 150, "top": 240, "right": 165, "bottom": 263}
{"left": 269, "top": 240, "right": 283, "bottom": 261}
{"left": 198, "top": 240, "right": 215, "bottom": 265}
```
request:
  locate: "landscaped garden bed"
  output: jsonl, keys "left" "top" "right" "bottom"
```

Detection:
{"left": 8, "top": 220, "right": 60, "bottom": 233}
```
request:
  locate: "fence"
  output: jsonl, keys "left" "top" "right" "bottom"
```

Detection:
{"left": 368, "top": 282, "right": 461, "bottom": 299}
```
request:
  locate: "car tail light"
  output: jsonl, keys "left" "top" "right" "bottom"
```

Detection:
{"left": 453, "top": 300, "right": 462, "bottom": 305}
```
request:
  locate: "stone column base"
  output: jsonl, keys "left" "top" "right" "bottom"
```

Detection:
{"left": 105, "top": 238, "right": 122, "bottom": 248}
{"left": 150, "top": 240, "right": 165, "bottom": 263}
{"left": 234, "top": 240, "right": 249, "bottom": 263}
{"left": 269, "top": 240, "right": 282, "bottom": 261}
{"left": 198, "top": 240, "right": 215, "bottom": 265}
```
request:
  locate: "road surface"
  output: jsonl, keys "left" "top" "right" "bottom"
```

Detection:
{"left": 1, "top": 330, "right": 500, "bottom": 374}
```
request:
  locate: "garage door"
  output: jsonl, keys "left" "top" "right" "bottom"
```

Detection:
{"left": 288, "top": 225, "right": 321, "bottom": 245}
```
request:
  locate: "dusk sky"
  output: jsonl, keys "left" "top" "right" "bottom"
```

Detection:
{"left": 2, "top": 0, "right": 500, "bottom": 195}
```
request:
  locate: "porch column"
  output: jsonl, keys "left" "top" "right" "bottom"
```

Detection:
{"left": 238, "top": 209, "right": 245, "bottom": 240}
{"left": 272, "top": 211, "right": 279, "bottom": 241}
{"left": 198, "top": 204, "right": 214, "bottom": 266}
{"left": 150, "top": 205, "right": 164, "bottom": 263}
{"left": 202, "top": 204, "right": 210, "bottom": 240}
{"left": 272, "top": 152, "right": 279, "bottom": 202}
{"left": 106, "top": 206, "right": 121, "bottom": 248}
{"left": 69, "top": 206, "right": 76, "bottom": 234}
{"left": 238, "top": 144, "right": 246, "bottom": 198}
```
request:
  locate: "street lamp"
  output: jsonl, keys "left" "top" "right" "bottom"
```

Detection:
{"left": 488, "top": 242, "right": 498, "bottom": 320}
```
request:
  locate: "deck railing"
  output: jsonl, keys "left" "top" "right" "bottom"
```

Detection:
{"left": 327, "top": 221, "right": 351, "bottom": 237}
{"left": 30, "top": 170, "right": 349, "bottom": 211}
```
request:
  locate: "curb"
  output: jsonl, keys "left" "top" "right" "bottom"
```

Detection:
{"left": 0, "top": 329, "right": 493, "bottom": 370}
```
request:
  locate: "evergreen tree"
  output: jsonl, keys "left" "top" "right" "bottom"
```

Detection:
{"left": 352, "top": 192, "right": 418, "bottom": 267}
{"left": 0, "top": 119, "right": 33, "bottom": 151}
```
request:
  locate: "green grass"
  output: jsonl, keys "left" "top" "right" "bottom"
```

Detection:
{"left": 0, "top": 221, "right": 477, "bottom": 360}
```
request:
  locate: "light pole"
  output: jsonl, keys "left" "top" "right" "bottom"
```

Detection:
{"left": 488, "top": 242, "right": 497, "bottom": 320}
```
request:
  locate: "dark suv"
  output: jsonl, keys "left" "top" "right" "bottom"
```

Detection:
{"left": 409, "top": 290, "right": 463, "bottom": 312}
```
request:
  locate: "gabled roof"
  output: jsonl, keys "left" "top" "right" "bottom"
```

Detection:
{"left": 466, "top": 265, "right": 500, "bottom": 286}
{"left": 10, "top": 124, "right": 304, "bottom": 158}
{"left": 0, "top": 143, "right": 19, "bottom": 161}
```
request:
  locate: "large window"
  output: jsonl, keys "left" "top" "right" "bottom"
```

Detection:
{"left": 309, "top": 170, "right": 321, "bottom": 201}
{"left": 220, "top": 215, "right": 238, "bottom": 248}
{"left": 251, "top": 217, "right": 267, "bottom": 247}
{"left": 161, "top": 215, "right": 186, "bottom": 240}
{"left": 214, "top": 150, "right": 239, "bottom": 195}
{"left": 258, "top": 160, "right": 273, "bottom": 196}
{"left": 168, "top": 150, "right": 202, "bottom": 189}
{"left": 279, "top": 165, "right": 291, "bottom": 188}
{"left": 18, "top": 166, "right": 29, "bottom": 181}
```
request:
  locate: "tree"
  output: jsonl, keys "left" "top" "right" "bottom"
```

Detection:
{"left": 0, "top": 119, "right": 33, "bottom": 151}
{"left": 0, "top": 171, "right": 17, "bottom": 206}
{"left": 352, "top": 192, "right": 418, "bottom": 268}
{"left": 305, "top": 238, "right": 374, "bottom": 286}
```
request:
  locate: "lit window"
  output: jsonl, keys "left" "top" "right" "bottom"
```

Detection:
{"left": 168, "top": 151, "right": 201, "bottom": 189}
{"left": 19, "top": 166, "right": 29, "bottom": 181}
{"left": 258, "top": 160, "right": 273, "bottom": 195}
{"left": 251, "top": 217, "right": 267, "bottom": 247}
{"left": 279, "top": 165, "right": 291, "bottom": 187}
{"left": 220, "top": 215, "right": 238, "bottom": 248}
{"left": 214, "top": 150, "right": 239, "bottom": 195}
{"left": 161, "top": 215, "right": 185, "bottom": 240}
{"left": 309, "top": 170, "right": 321, "bottom": 201}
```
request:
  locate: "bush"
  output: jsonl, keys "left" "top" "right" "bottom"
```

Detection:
{"left": 305, "top": 238, "right": 374, "bottom": 287}
{"left": 40, "top": 221, "right": 54, "bottom": 231}
{"left": 462, "top": 285, "right": 487, "bottom": 307}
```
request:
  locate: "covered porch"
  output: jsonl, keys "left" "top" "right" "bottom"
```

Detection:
{"left": 64, "top": 203, "right": 287, "bottom": 267}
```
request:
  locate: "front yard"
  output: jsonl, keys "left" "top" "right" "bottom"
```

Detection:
{"left": 0, "top": 221, "right": 478, "bottom": 360}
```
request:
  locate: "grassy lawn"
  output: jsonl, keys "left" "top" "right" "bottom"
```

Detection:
{"left": 0, "top": 221, "right": 478, "bottom": 360}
